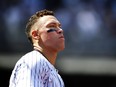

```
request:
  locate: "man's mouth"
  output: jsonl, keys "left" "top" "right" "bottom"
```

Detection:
{"left": 59, "top": 36, "right": 64, "bottom": 38}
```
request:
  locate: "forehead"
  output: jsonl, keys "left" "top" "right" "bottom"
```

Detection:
{"left": 36, "top": 15, "right": 60, "bottom": 28}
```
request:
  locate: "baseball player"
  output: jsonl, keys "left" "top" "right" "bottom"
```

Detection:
{"left": 9, "top": 9, "right": 65, "bottom": 87}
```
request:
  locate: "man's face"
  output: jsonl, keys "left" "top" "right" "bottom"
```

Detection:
{"left": 33, "top": 15, "right": 65, "bottom": 52}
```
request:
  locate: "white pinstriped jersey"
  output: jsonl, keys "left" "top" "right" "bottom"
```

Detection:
{"left": 9, "top": 50, "right": 65, "bottom": 87}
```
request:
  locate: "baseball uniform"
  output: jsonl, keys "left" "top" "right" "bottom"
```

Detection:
{"left": 9, "top": 50, "right": 65, "bottom": 87}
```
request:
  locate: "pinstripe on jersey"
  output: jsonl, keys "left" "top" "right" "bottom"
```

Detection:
{"left": 9, "top": 50, "right": 65, "bottom": 87}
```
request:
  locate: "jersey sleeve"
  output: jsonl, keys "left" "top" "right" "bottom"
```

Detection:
{"left": 9, "top": 61, "right": 50, "bottom": 87}
{"left": 9, "top": 62, "right": 33, "bottom": 87}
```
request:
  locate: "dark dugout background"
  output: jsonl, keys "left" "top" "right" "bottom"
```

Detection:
{"left": 0, "top": 0, "right": 116, "bottom": 87}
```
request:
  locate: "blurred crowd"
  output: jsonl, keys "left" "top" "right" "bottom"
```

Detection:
{"left": 0, "top": 0, "right": 116, "bottom": 57}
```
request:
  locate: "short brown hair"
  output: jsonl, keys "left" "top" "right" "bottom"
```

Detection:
{"left": 25, "top": 9, "right": 54, "bottom": 44}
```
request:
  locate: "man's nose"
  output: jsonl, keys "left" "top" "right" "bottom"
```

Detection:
{"left": 57, "top": 29, "right": 63, "bottom": 34}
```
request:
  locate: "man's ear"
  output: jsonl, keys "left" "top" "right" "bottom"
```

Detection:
{"left": 32, "top": 30, "right": 39, "bottom": 40}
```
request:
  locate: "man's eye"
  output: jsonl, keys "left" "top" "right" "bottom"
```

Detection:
{"left": 47, "top": 29, "right": 57, "bottom": 33}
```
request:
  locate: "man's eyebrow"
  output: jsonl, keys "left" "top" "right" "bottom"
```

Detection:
{"left": 46, "top": 22, "right": 61, "bottom": 27}
{"left": 47, "top": 22, "right": 57, "bottom": 25}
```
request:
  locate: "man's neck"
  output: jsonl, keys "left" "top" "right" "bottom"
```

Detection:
{"left": 33, "top": 45, "right": 57, "bottom": 65}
